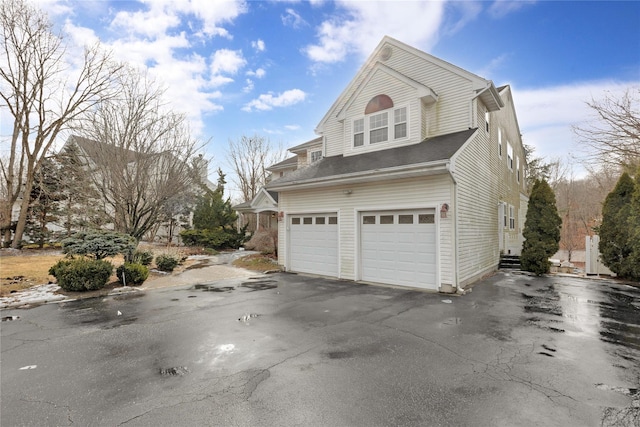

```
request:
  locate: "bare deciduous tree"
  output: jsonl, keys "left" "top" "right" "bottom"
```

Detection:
{"left": 75, "top": 69, "right": 203, "bottom": 241}
{"left": 573, "top": 87, "right": 640, "bottom": 171}
{"left": 227, "top": 135, "right": 286, "bottom": 202}
{"left": 0, "top": 0, "right": 120, "bottom": 247}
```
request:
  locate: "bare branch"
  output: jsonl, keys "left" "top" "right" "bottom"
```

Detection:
{"left": 0, "top": 0, "right": 121, "bottom": 247}
{"left": 573, "top": 87, "right": 640, "bottom": 172}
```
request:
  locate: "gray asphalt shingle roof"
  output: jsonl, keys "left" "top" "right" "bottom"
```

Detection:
{"left": 267, "top": 128, "right": 476, "bottom": 188}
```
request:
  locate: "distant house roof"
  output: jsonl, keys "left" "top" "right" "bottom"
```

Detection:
{"left": 288, "top": 137, "right": 322, "bottom": 153}
{"left": 267, "top": 156, "right": 298, "bottom": 171}
{"left": 267, "top": 129, "right": 476, "bottom": 190}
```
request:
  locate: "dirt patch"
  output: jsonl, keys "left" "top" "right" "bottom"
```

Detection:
{"left": 232, "top": 253, "right": 281, "bottom": 272}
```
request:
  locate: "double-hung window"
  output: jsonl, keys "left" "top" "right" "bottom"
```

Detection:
{"left": 498, "top": 128, "right": 503, "bottom": 157}
{"left": 509, "top": 205, "right": 515, "bottom": 230}
{"left": 353, "top": 95, "right": 408, "bottom": 148}
{"left": 394, "top": 107, "right": 407, "bottom": 139}
{"left": 507, "top": 142, "right": 513, "bottom": 170}
{"left": 516, "top": 156, "right": 520, "bottom": 182}
{"left": 369, "top": 112, "right": 388, "bottom": 144}
{"left": 353, "top": 118, "right": 364, "bottom": 147}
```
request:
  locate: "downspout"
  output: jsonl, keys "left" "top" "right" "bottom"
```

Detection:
{"left": 446, "top": 161, "right": 460, "bottom": 294}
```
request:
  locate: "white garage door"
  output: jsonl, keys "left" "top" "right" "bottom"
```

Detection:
{"left": 360, "top": 210, "right": 437, "bottom": 290}
{"left": 289, "top": 213, "right": 338, "bottom": 277}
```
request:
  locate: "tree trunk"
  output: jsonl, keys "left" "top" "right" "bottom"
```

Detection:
{"left": 11, "top": 177, "right": 34, "bottom": 248}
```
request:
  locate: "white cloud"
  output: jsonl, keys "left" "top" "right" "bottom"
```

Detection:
{"left": 243, "top": 78, "right": 254, "bottom": 93}
{"left": 284, "top": 124, "right": 301, "bottom": 131}
{"left": 488, "top": 0, "right": 537, "bottom": 19}
{"left": 305, "top": 1, "right": 446, "bottom": 63}
{"left": 282, "top": 8, "right": 307, "bottom": 29}
{"left": 210, "top": 49, "right": 246, "bottom": 75}
{"left": 512, "top": 80, "right": 637, "bottom": 174}
{"left": 111, "top": 7, "right": 181, "bottom": 38}
{"left": 246, "top": 68, "right": 266, "bottom": 78}
{"left": 251, "top": 39, "right": 265, "bottom": 52}
{"left": 242, "top": 89, "right": 307, "bottom": 112}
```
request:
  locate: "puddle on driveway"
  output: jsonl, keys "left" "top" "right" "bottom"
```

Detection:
{"left": 194, "top": 284, "right": 235, "bottom": 292}
{"left": 159, "top": 366, "right": 190, "bottom": 376}
{"left": 241, "top": 280, "right": 277, "bottom": 291}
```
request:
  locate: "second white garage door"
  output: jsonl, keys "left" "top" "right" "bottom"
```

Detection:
{"left": 289, "top": 213, "right": 338, "bottom": 277}
{"left": 360, "top": 210, "right": 437, "bottom": 290}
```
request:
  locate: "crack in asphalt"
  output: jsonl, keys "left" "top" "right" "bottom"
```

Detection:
{"left": 384, "top": 322, "right": 578, "bottom": 405}
{"left": 20, "top": 398, "right": 73, "bottom": 425}
{"left": 118, "top": 346, "right": 316, "bottom": 425}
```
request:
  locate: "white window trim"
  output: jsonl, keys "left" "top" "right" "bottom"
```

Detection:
{"left": 498, "top": 128, "right": 503, "bottom": 157}
{"left": 516, "top": 155, "right": 520, "bottom": 182}
{"left": 352, "top": 103, "right": 410, "bottom": 149}
{"left": 507, "top": 141, "right": 513, "bottom": 171}
{"left": 310, "top": 150, "right": 323, "bottom": 163}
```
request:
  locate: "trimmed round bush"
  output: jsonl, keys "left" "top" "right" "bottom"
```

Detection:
{"left": 155, "top": 254, "right": 179, "bottom": 272}
{"left": 131, "top": 250, "right": 154, "bottom": 266}
{"left": 116, "top": 263, "right": 149, "bottom": 286}
{"left": 49, "top": 258, "right": 113, "bottom": 291}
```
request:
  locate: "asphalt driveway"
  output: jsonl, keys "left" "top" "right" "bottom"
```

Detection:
{"left": 1, "top": 271, "right": 638, "bottom": 426}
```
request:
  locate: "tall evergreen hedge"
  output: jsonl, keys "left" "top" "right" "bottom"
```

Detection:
{"left": 521, "top": 179, "right": 562, "bottom": 275}
{"left": 599, "top": 173, "right": 634, "bottom": 277}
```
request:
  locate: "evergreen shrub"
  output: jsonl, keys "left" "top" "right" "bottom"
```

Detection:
{"left": 155, "top": 254, "right": 179, "bottom": 272}
{"left": 116, "top": 263, "right": 149, "bottom": 286}
{"left": 131, "top": 250, "right": 154, "bottom": 266}
{"left": 49, "top": 258, "right": 113, "bottom": 291}
{"left": 521, "top": 179, "right": 562, "bottom": 275}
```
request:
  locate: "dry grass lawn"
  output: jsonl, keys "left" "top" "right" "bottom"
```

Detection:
{"left": 1, "top": 254, "right": 65, "bottom": 296}
{"left": 0, "top": 246, "right": 278, "bottom": 297}
{"left": 233, "top": 253, "right": 281, "bottom": 272}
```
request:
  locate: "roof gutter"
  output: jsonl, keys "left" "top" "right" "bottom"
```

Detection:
{"left": 267, "top": 160, "right": 449, "bottom": 192}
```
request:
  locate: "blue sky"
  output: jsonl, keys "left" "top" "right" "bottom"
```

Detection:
{"left": 11, "top": 0, "right": 640, "bottom": 196}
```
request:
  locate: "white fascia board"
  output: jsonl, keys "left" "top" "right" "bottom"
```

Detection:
{"left": 268, "top": 161, "right": 449, "bottom": 192}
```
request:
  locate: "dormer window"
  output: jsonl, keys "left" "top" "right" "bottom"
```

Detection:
{"left": 311, "top": 150, "right": 323, "bottom": 162}
{"left": 353, "top": 95, "right": 408, "bottom": 148}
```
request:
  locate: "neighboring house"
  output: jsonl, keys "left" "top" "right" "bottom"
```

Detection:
{"left": 233, "top": 137, "right": 323, "bottom": 231}
{"left": 55, "top": 135, "right": 214, "bottom": 243}
{"left": 263, "top": 36, "right": 527, "bottom": 293}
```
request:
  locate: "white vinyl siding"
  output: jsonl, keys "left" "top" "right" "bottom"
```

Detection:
{"left": 327, "top": 60, "right": 473, "bottom": 157}
{"left": 277, "top": 175, "right": 453, "bottom": 286}
{"left": 451, "top": 124, "right": 499, "bottom": 285}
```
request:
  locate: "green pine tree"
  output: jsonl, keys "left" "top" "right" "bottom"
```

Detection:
{"left": 599, "top": 172, "right": 635, "bottom": 278}
{"left": 624, "top": 170, "right": 640, "bottom": 281}
{"left": 24, "top": 157, "right": 63, "bottom": 247}
{"left": 521, "top": 179, "right": 562, "bottom": 275}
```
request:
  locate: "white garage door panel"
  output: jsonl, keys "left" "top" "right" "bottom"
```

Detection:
{"left": 289, "top": 214, "right": 338, "bottom": 277}
{"left": 361, "top": 210, "right": 437, "bottom": 289}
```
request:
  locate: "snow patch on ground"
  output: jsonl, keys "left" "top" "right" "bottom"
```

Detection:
{"left": 0, "top": 283, "right": 65, "bottom": 308}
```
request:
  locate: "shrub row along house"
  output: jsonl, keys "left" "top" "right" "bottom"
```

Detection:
{"left": 238, "top": 37, "right": 528, "bottom": 293}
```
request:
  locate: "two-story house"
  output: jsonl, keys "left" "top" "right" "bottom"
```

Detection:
{"left": 265, "top": 36, "right": 527, "bottom": 293}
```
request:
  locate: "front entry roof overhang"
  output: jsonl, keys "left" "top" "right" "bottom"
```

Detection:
{"left": 267, "top": 128, "right": 477, "bottom": 191}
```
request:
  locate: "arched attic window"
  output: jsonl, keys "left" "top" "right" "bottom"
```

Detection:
{"left": 353, "top": 94, "right": 407, "bottom": 147}
{"left": 365, "top": 94, "right": 394, "bottom": 114}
